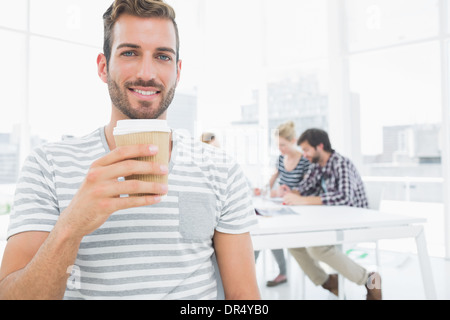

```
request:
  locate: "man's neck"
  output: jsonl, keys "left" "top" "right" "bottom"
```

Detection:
{"left": 318, "top": 151, "right": 332, "bottom": 167}
{"left": 104, "top": 122, "right": 117, "bottom": 151}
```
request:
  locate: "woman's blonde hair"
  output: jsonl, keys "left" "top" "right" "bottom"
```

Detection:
{"left": 277, "top": 121, "right": 297, "bottom": 141}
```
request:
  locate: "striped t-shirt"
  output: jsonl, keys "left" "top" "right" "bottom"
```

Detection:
{"left": 7, "top": 127, "right": 257, "bottom": 300}
{"left": 276, "top": 155, "right": 310, "bottom": 189}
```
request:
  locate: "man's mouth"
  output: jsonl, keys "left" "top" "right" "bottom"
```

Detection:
{"left": 130, "top": 88, "right": 160, "bottom": 96}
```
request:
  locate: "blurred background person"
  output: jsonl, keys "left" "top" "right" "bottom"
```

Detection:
{"left": 255, "top": 121, "right": 310, "bottom": 198}
{"left": 283, "top": 128, "right": 381, "bottom": 300}
{"left": 254, "top": 121, "right": 310, "bottom": 287}
{"left": 201, "top": 132, "right": 220, "bottom": 148}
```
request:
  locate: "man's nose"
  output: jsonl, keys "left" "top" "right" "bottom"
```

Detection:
{"left": 136, "top": 55, "right": 157, "bottom": 80}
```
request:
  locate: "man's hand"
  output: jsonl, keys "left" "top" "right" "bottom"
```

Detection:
{"left": 283, "top": 193, "right": 323, "bottom": 206}
{"left": 277, "top": 185, "right": 299, "bottom": 198}
{"left": 253, "top": 188, "right": 261, "bottom": 196}
{"left": 283, "top": 192, "right": 304, "bottom": 205}
{"left": 60, "top": 144, "right": 169, "bottom": 240}
{"left": 0, "top": 144, "right": 170, "bottom": 300}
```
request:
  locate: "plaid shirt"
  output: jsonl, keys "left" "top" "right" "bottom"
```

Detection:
{"left": 297, "top": 151, "right": 368, "bottom": 208}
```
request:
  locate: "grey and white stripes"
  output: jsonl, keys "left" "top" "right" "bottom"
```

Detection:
{"left": 8, "top": 128, "right": 257, "bottom": 299}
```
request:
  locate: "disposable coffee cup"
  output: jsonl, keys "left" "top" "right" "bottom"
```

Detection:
{"left": 113, "top": 119, "right": 171, "bottom": 196}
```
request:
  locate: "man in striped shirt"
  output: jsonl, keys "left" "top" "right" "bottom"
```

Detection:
{"left": 282, "top": 129, "right": 382, "bottom": 300}
{"left": 0, "top": 0, "right": 260, "bottom": 300}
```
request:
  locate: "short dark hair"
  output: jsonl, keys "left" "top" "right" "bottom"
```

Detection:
{"left": 297, "top": 128, "right": 333, "bottom": 152}
{"left": 103, "top": 0, "right": 180, "bottom": 66}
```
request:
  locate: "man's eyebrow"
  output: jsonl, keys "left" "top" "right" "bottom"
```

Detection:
{"left": 115, "top": 44, "right": 176, "bottom": 56}
{"left": 156, "top": 47, "right": 176, "bottom": 56}
{"left": 116, "top": 43, "right": 141, "bottom": 50}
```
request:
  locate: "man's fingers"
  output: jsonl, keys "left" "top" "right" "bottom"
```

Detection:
{"left": 109, "top": 195, "right": 163, "bottom": 212}
{"left": 94, "top": 144, "right": 159, "bottom": 167}
{"left": 102, "top": 159, "right": 168, "bottom": 181}
{"left": 90, "top": 180, "right": 168, "bottom": 199}
{"left": 114, "top": 180, "right": 169, "bottom": 197}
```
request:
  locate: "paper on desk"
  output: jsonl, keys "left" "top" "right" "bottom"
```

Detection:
{"left": 256, "top": 207, "right": 297, "bottom": 217}
{"left": 253, "top": 198, "right": 298, "bottom": 217}
{"left": 270, "top": 197, "right": 284, "bottom": 204}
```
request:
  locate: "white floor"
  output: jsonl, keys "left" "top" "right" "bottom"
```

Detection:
{"left": 255, "top": 246, "right": 450, "bottom": 300}
{"left": 254, "top": 200, "right": 450, "bottom": 300}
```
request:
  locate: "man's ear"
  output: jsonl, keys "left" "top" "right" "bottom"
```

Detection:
{"left": 176, "top": 59, "right": 182, "bottom": 84}
{"left": 97, "top": 53, "right": 108, "bottom": 84}
{"left": 317, "top": 143, "right": 324, "bottom": 152}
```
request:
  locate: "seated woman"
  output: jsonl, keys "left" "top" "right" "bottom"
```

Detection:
{"left": 254, "top": 121, "right": 310, "bottom": 287}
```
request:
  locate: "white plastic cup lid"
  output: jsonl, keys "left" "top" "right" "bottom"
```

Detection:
{"left": 113, "top": 119, "right": 171, "bottom": 136}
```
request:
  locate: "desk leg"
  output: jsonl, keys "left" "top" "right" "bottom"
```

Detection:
{"left": 338, "top": 274, "right": 345, "bottom": 300}
{"left": 415, "top": 226, "right": 437, "bottom": 300}
{"left": 337, "top": 244, "right": 345, "bottom": 300}
{"left": 262, "top": 250, "right": 267, "bottom": 280}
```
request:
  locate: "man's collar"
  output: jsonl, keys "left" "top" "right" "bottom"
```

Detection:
{"left": 319, "top": 150, "right": 334, "bottom": 168}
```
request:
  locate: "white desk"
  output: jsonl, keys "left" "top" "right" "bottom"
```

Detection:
{"left": 251, "top": 198, "right": 437, "bottom": 299}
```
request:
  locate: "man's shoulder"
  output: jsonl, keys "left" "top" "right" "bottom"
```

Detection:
{"left": 329, "top": 151, "right": 362, "bottom": 178}
{"left": 34, "top": 128, "right": 105, "bottom": 154}
{"left": 330, "top": 151, "right": 354, "bottom": 166}
{"left": 27, "top": 128, "right": 106, "bottom": 168}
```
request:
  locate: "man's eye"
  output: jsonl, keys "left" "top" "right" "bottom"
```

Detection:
{"left": 122, "top": 51, "right": 136, "bottom": 57}
{"left": 158, "top": 55, "right": 171, "bottom": 61}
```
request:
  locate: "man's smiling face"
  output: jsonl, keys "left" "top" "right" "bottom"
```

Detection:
{"left": 101, "top": 14, "right": 182, "bottom": 120}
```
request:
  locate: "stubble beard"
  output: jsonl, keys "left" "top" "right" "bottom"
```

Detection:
{"left": 107, "top": 76, "right": 176, "bottom": 120}
{"left": 311, "top": 153, "right": 321, "bottom": 164}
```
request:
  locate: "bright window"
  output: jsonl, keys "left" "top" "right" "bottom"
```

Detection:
{"left": 346, "top": 0, "right": 439, "bottom": 52}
